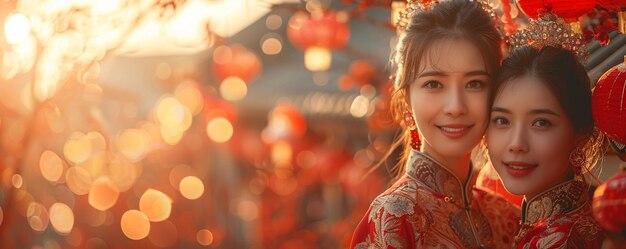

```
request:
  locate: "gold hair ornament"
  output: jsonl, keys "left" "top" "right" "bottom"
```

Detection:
{"left": 394, "top": 0, "right": 498, "bottom": 31}
{"left": 508, "top": 13, "right": 588, "bottom": 60}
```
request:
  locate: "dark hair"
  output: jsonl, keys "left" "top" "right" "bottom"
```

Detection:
{"left": 491, "top": 45, "right": 605, "bottom": 174}
{"left": 386, "top": 0, "right": 502, "bottom": 179}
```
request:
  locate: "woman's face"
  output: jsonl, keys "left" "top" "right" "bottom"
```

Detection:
{"left": 487, "top": 76, "right": 575, "bottom": 198}
{"left": 409, "top": 38, "right": 490, "bottom": 161}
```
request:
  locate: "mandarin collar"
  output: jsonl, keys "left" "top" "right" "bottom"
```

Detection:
{"left": 520, "top": 179, "right": 588, "bottom": 225}
{"left": 405, "top": 149, "right": 474, "bottom": 207}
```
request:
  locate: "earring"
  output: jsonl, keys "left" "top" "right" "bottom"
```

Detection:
{"left": 569, "top": 147, "right": 585, "bottom": 182}
{"left": 403, "top": 109, "right": 420, "bottom": 150}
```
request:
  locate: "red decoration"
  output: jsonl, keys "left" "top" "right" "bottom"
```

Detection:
{"left": 598, "top": 0, "right": 626, "bottom": 10}
{"left": 592, "top": 58, "right": 626, "bottom": 144}
{"left": 287, "top": 11, "right": 350, "bottom": 50}
{"left": 338, "top": 60, "right": 379, "bottom": 90}
{"left": 212, "top": 44, "right": 262, "bottom": 83}
{"left": 516, "top": 0, "right": 597, "bottom": 22}
{"left": 263, "top": 104, "right": 307, "bottom": 142}
{"left": 592, "top": 171, "right": 626, "bottom": 233}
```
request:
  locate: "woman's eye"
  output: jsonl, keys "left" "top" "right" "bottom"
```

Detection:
{"left": 466, "top": 80, "right": 486, "bottom": 89}
{"left": 532, "top": 119, "right": 551, "bottom": 128}
{"left": 492, "top": 117, "right": 509, "bottom": 126}
{"left": 423, "top": 81, "right": 442, "bottom": 89}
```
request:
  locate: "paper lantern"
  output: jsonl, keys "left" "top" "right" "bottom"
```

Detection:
{"left": 263, "top": 104, "right": 307, "bottom": 141}
{"left": 287, "top": 11, "right": 350, "bottom": 71}
{"left": 592, "top": 56, "right": 626, "bottom": 144}
{"left": 212, "top": 44, "right": 261, "bottom": 83}
{"left": 516, "top": 0, "right": 597, "bottom": 22}
{"left": 592, "top": 171, "right": 626, "bottom": 233}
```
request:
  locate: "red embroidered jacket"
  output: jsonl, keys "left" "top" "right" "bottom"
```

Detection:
{"left": 514, "top": 179, "right": 606, "bottom": 249}
{"left": 350, "top": 150, "right": 520, "bottom": 249}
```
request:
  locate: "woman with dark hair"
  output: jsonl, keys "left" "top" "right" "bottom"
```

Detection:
{"left": 486, "top": 13, "right": 607, "bottom": 248}
{"left": 350, "top": 0, "right": 520, "bottom": 248}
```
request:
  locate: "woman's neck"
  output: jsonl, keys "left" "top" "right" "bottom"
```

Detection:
{"left": 421, "top": 145, "right": 472, "bottom": 181}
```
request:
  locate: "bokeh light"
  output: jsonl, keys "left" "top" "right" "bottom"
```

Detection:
{"left": 88, "top": 177, "right": 120, "bottom": 211}
{"left": 139, "top": 189, "right": 172, "bottom": 222}
{"left": 63, "top": 132, "right": 93, "bottom": 164}
{"left": 40, "top": 150, "right": 65, "bottom": 182}
{"left": 175, "top": 80, "right": 204, "bottom": 115}
{"left": 49, "top": 203, "right": 74, "bottom": 234}
{"left": 179, "top": 176, "right": 204, "bottom": 200}
{"left": 206, "top": 117, "right": 233, "bottom": 143}
{"left": 66, "top": 166, "right": 93, "bottom": 195}
{"left": 120, "top": 210, "right": 150, "bottom": 240}
{"left": 197, "top": 229, "right": 214, "bottom": 246}
{"left": 27, "top": 202, "right": 49, "bottom": 232}
{"left": 116, "top": 129, "right": 149, "bottom": 162}
{"left": 219, "top": 77, "right": 248, "bottom": 101}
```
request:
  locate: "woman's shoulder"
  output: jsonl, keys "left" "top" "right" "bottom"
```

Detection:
{"left": 368, "top": 176, "right": 422, "bottom": 219}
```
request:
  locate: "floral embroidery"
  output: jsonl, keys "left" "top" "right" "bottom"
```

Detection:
{"left": 350, "top": 150, "right": 520, "bottom": 249}
{"left": 514, "top": 180, "right": 606, "bottom": 249}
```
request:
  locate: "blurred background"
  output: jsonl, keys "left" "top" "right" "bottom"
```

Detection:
{"left": 0, "top": 0, "right": 625, "bottom": 248}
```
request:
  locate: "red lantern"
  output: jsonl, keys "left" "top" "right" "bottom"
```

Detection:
{"left": 287, "top": 11, "right": 350, "bottom": 71}
{"left": 516, "top": 0, "right": 597, "bottom": 22}
{"left": 212, "top": 44, "right": 262, "bottom": 83}
{"left": 263, "top": 104, "right": 307, "bottom": 142}
{"left": 592, "top": 57, "right": 626, "bottom": 144}
{"left": 592, "top": 171, "right": 626, "bottom": 233}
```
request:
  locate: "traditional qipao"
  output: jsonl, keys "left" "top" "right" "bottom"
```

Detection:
{"left": 514, "top": 179, "right": 606, "bottom": 249}
{"left": 350, "top": 150, "right": 520, "bottom": 249}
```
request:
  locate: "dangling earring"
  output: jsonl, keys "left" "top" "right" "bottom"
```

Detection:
{"left": 569, "top": 147, "right": 585, "bottom": 182}
{"left": 403, "top": 109, "right": 420, "bottom": 150}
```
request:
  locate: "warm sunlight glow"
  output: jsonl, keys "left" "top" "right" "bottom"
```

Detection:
{"left": 4, "top": 12, "right": 30, "bottom": 44}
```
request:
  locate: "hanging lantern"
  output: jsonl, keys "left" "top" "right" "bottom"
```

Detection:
{"left": 598, "top": 0, "right": 626, "bottom": 33}
{"left": 592, "top": 56, "right": 626, "bottom": 144}
{"left": 592, "top": 170, "right": 626, "bottom": 233}
{"left": 339, "top": 60, "right": 378, "bottom": 90}
{"left": 287, "top": 11, "right": 350, "bottom": 72}
{"left": 262, "top": 104, "right": 307, "bottom": 142}
{"left": 212, "top": 44, "right": 262, "bottom": 83}
{"left": 516, "top": 0, "right": 597, "bottom": 22}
